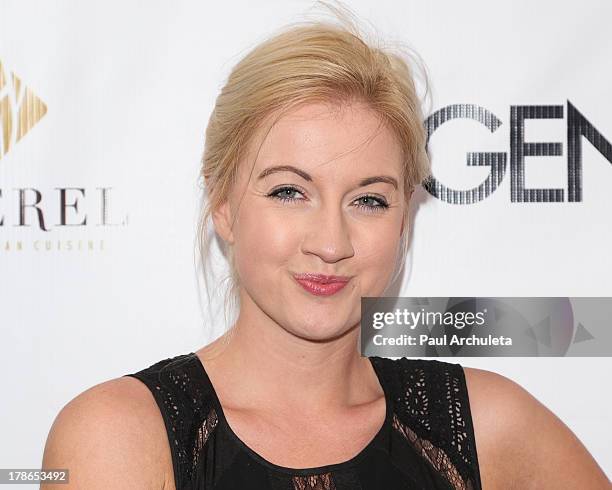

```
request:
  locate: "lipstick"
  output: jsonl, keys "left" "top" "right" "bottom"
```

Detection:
{"left": 293, "top": 273, "right": 351, "bottom": 297}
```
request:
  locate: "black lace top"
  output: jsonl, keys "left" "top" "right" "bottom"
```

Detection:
{"left": 124, "top": 353, "right": 482, "bottom": 490}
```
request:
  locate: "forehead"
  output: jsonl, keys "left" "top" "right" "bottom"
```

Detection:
{"left": 249, "top": 100, "right": 403, "bottom": 179}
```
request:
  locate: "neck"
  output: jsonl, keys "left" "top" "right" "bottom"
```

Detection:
{"left": 199, "top": 294, "right": 378, "bottom": 416}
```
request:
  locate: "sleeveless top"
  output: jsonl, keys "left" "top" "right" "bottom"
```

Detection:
{"left": 124, "top": 353, "right": 482, "bottom": 490}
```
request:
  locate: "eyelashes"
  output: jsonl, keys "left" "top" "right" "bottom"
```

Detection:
{"left": 267, "top": 185, "right": 390, "bottom": 214}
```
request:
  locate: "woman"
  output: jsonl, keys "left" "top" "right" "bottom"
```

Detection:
{"left": 41, "top": 9, "right": 609, "bottom": 490}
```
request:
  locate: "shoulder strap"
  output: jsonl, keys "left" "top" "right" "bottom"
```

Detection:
{"left": 373, "top": 357, "right": 482, "bottom": 490}
{"left": 124, "top": 353, "right": 219, "bottom": 490}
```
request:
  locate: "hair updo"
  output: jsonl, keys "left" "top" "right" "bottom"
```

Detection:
{"left": 195, "top": 2, "right": 431, "bottom": 335}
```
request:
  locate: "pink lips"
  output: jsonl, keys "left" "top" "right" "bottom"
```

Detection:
{"left": 293, "top": 273, "right": 351, "bottom": 297}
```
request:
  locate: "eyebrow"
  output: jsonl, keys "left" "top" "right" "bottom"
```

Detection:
{"left": 257, "top": 165, "right": 398, "bottom": 190}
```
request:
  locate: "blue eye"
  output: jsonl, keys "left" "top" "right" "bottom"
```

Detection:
{"left": 267, "top": 186, "right": 389, "bottom": 213}
{"left": 269, "top": 186, "right": 305, "bottom": 202}
{"left": 354, "top": 195, "right": 389, "bottom": 213}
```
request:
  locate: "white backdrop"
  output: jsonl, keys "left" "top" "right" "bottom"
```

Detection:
{"left": 0, "top": 0, "right": 610, "bottom": 485}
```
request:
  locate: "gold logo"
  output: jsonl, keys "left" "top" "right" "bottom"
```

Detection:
{"left": 0, "top": 59, "right": 47, "bottom": 159}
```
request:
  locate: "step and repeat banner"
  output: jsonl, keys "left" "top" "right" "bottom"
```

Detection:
{"left": 1, "top": 0, "right": 610, "bottom": 482}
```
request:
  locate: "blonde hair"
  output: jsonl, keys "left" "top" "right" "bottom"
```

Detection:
{"left": 195, "top": 1, "right": 431, "bottom": 343}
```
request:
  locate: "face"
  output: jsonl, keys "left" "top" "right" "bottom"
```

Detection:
{"left": 213, "top": 100, "right": 407, "bottom": 341}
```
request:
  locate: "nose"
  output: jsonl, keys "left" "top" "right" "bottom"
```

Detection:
{"left": 300, "top": 201, "right": 355, "bottom": 263}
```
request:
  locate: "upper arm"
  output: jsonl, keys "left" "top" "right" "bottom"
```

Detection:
{"left": 41, "top": 376, "right": 173, "bottom": 490}
{"left": 463, "top": 367, "right": 610, "bottom": 490}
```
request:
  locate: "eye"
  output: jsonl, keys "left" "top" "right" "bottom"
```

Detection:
{"left": 267, "top": 186, "right": 306, "bottom": 203}
{"left": 267, "top": 186, "right": 389, "bottom": 213}
{"left": 354, "top": 195, "right": 389, "bottom": 213}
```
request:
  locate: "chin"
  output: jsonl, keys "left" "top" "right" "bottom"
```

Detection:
{"left": 287, "top": 314, "right": 357, "bottom": 341}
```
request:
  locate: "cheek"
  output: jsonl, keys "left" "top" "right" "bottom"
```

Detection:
{"left": 355, "top": 224, "right": 402, "bottom": 291}
{"left": 232, "top": 205, "right": 297, "bottom": 280}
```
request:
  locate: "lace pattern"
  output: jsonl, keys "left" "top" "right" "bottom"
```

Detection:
{"left": 392, "top": 413, "right": 467, "bottom": 490}
{"left": 126, "top": 354, "right": 482, "bottom": 490}
{"left": 193, "top": 408, "right": 218, "bottom": 464}
{"left": 378, "top": 357, "right": 480, "bottom": 490}
{"left": 292, "top": 473, "right": 336, "bottom": 490}
{"left": 126, "top": 355, "right": 220, "bottom": 489}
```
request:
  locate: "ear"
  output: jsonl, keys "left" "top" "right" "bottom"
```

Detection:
{"left": 212, "top": 200, "right": 235, "bottom": 245}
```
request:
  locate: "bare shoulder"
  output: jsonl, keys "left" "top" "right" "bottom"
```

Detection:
{"left": 41, "top": 376, "right": 175, "bottom": 490}
{"left": 462, "top": 366, "right": 610, "bottom": 490}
